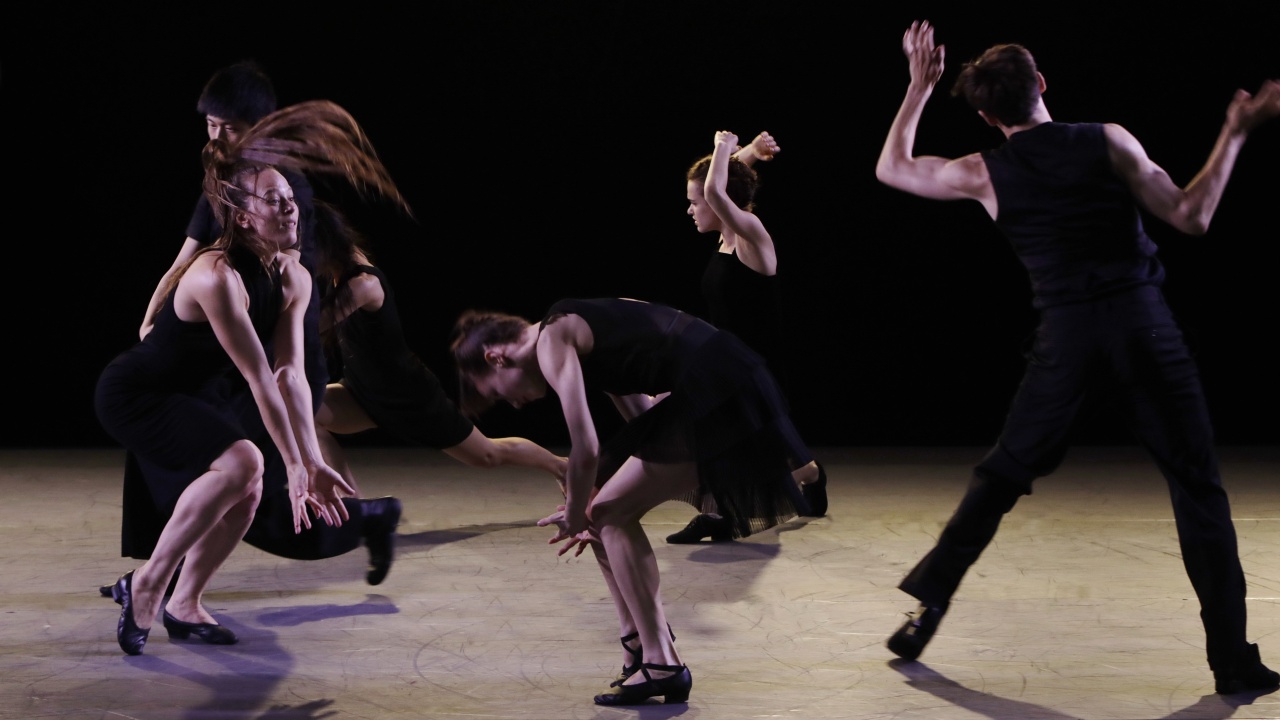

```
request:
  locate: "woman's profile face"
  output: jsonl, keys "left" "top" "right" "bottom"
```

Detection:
{"left": 238, "top": 168, "right": 298, "bottom": 251}
{"left": 469, "top": 362, "right": 546, "bottom": 410}
{"left": 686, "top": 180, "right": 721, "bottom": 234}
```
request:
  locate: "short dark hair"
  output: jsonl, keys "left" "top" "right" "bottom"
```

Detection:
{"left": 197, "top": 60, "right": 277, "bottom": 125}
{"left": 686, "top": 154, "right": 759, "bottom": 212}
{"left": 950, "top": 44, "right": 1040, "bottom": 127}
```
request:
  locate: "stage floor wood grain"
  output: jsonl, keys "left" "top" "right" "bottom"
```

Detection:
{"left": 5, "top": 445, "right": 1280, "bottom": 719}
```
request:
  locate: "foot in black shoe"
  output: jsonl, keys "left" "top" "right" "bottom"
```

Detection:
{"left": 163, "top": 609, "right": 238, "bottom": 645}
{"left": 103, "top": 559, "right": 184, "bottom": 605}
{"left": 595, "top": 663, "right": 692, "bottom": 705}
{"left": 1215, "top": 643, "right": 1280, "bottom": 695}
{"left": 887, "top": 603, "right": 945, "bottom": 661}
{"left": 614, "top": 624, "right": 678, "bottom": 685}
{"left": 115, "top": 571, "right": 150, "bottom": 656}
{"left": 665, "top": 514, "right": 733, "bottom": 544}
{"left": 802, "top": 461, "right": 828, "bottom": 517}
{"left": 361, "top": 496, "right": 402, "bottom": 586}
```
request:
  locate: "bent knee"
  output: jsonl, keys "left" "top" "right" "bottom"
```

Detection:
{"left": 213, "top": 439, "right": 266, "bottom": 489}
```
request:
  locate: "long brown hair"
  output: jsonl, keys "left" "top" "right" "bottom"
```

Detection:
{"left": 161, "top": 100, "right": 412, "bottom": 302}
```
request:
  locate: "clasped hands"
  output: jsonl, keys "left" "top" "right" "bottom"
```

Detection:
{"left": 537, "top": 505, "right": 598, "bottom": 558}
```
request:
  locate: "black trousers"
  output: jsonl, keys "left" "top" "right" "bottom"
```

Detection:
{"left": 899, "top": 286, "right": 1249, "bottom": 669}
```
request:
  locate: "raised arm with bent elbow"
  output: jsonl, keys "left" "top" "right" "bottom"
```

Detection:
{"left": 1106, "top": 81, "right": 1280, "bottom": 236}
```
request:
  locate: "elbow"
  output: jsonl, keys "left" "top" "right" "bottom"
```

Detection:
{"left": 274, "top": 366, "right": 302, "bottom": 392}
{"left": 1168, "top": 208, "right": 1211, "bottom": 236}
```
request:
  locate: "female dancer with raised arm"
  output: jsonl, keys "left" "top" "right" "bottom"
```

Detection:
{"left": 450, "top": 296, "right": 814, "bottom": 705}
{"left": 667, "top": 130, "right": 828, "bottom": 544}
{"left": 94, "top": 100, "right": 409, "bottom": 655}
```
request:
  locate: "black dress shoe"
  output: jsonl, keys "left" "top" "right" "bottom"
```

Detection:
{"left": 1215, "top": 643, "right": 1280, "bottom": 694}
{"left": 361, "top": 496, "right": 402, "bottom": 586}
{"left": 802, "top": 461, "right": 828, "bottom": 517}
{"left": 102, "top": 560, "right": 183, "bottom": 604}
{"left": 665, "top": 514, "right": 733, "bottom": 544}
{"left": 163, "top": 609, "right": 238, "bottom": 645}
{"left": 594, "top": 663, "right": 692, "bottom": 705}
{"left": 115, "top": 571, "right": 150, "bottom": 656}
{"left": 887, "top": 603, "right": 946, "bottom": 661}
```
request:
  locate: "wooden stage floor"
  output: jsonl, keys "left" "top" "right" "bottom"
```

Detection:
{"left": 5, "top": 445, "right": 1280, "bottom": 719}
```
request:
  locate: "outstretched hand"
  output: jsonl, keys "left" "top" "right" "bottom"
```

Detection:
{"left": 310, "top": 464, "right": 355, "bottom": 528}
{"left": 1227, "top": 79, "right": 1280, "bottom": 134}
{"left": 903, "top": 20, "right": 944, "bottom": 89}
{"left": 537, "top": 505, "right": 598, "bottom": 558}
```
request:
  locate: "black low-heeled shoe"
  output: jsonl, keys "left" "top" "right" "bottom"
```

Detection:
{"left": 103, "top": 560, "right": 185, "bottom": 604}
{"left": 595, "top": 662, "right": 692, "bottom": 705}
{"left": 361, "top": 496, "right": 403, "bottom": 586}
{"left": 887, "top": 603, "right": 946, "bottom": 661}
{"left": 801, "top": 461, "right": 828, "bottom": 517}
{"left": 115, "top": 570, "right": 150, "bottom": 656}
{"left": 162, "top": 610, "right": 239, "bottom": 645}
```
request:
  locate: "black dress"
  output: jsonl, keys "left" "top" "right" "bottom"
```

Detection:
{"left": 334, "top": 265, "right": 473, "bottom": 448}
{"left": 700, "top": 250, "right": 789, "bottom": 391}
{"left": 96, "top": 248, "right": 280, "bottom": 557}
{"left": 540, "top": 298, "right": 812, "bottom": 537}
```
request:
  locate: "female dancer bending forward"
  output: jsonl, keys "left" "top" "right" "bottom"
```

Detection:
{"left": 451, "top": 297, "right": 813, "bottom": 705}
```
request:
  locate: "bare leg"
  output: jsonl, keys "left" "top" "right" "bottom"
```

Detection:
{"left": 792, "top": 460, "right": 820, "bottom": 487}
{"left": 165, "top": 490, "right": 260, "bottom": 624}
{"left": 590, "top": 456, "right": 699, "bottom": 682}
{"left": 127, "top": 440, "right": 264, "bottom": 630}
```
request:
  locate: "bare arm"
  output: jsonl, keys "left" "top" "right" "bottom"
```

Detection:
{"left": 1106, "top": 80, "right": 1280, "bottom": 235}
{"left": 875, "top": 20, "right": 996, "bottom": 216}
{"left": 176, "top": 255, "right": 327, "bottom": 532}
{"left": 319, "top": 270, "right": 384, "bottom": 334}
{"left": 271, "top": 258, "right": 354, "bottom": 527}
{"left": 705, "top": 130, "right": 777, "bottom": 274}
{"left": 443, "top": 427, "right": 569, "bottom": 486}
{"left": 732, "top": 131, "right": 779, "bottom": 167}
{"left": 140, "top": 238, "right": 203, "bottom": 340}
{"left": 538, "top": 317, "right": 598, "bottom": 535}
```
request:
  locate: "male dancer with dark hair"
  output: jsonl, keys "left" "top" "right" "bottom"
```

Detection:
{"left": 875, "top": 20, "right": 1280, "bottom": 694}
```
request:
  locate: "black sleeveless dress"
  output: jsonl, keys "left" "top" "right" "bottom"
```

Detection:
{"left": 334, "top": 264, "right": 473, "bottom": 447}
{"left": 700, "top": 251, "right": 788, "bottom": 391}
{"left": 540, "top": 298, "right": 812, "bottom": 537}
{"left": 95, "top": 248, "right": 280, "bottom": 557}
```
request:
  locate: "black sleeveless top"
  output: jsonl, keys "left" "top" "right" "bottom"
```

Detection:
{"left": 982, "top": 122, "right": 1165, "bottom": 308}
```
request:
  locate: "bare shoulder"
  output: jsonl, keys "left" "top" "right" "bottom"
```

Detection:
{"left": 346, "top": 270, "right": 385, "bottom": 311}
{"left": 540, "top": 311, "right": 593, "bottom": 353}
{"left": 277, "top": 253, "right": 312, "bottom": 304}
{"left": 182, "top": 251, "right": 237, "bottom": 295}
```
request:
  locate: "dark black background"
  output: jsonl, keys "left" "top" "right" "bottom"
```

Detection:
{"left": 9, "top": 2, "right": 1280, "bottom": 451}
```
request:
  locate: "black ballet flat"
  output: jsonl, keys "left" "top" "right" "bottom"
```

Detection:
{"left": 115, "top": 571, "right": 150, "bottom": 656}
{"left": 361, "top": 496, "right": 402, "bottom": 586}
{"left": 162, "top": 610, "right": 239, "bottom": 645}
{"left": 802, "top": 461, "right": 828, "bottom": 517}
{"left": 595, "top": 662, "right": 692, "bottom": 705}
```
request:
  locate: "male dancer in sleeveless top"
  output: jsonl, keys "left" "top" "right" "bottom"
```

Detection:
{"left": 875, "top": 20, "right": 1280, "bottom": 694}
